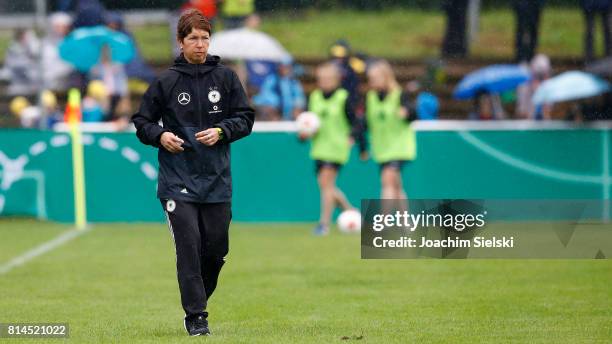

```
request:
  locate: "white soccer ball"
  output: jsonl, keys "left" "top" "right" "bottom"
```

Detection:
{"left": 296, "top": 111, "right": 320, "bottom": 138}
{"left": 337, "top": 209, "right": 361, "bottom": 233}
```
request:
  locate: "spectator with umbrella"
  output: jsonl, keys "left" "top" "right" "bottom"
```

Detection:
{"left": 208, "top": 23, "right": 292, "bottom": 93}
{"left": 533, "top": 71, "right": 611, "bottom": 120}
{"left": 58, "top": 25, "right": 135, "bottom": 75}
{"left": 208, "top": 24, "right": 291, "bottom": 62}
{"left": 454, "top": 64, "right": 532, "bottom": 119}
{"left": 58, "top": 25, "right": 135, "bottom": 108}
{"left": 533, "top": 71, "right": 610, "bottom": 105}
{"left": 516, "top": 54, "right": 552, "bottom": 120}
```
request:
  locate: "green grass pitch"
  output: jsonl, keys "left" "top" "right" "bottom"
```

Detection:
{"left": 0, "top": 219, "right": 610, "bottom": 343}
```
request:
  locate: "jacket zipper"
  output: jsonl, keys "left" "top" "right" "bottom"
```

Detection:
{"left": 196, "top": 63, "right": 202, "bottom": 129}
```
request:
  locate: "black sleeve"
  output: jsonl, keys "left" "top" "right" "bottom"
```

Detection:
{"left": 215, "top": 71, "right": 255, "bottom": 143}
{"left": 131, "top": 79, "right": 170, "bottom": 148}
{"left": 345, "top": 98, "right": 367, "bottom": 154}
{"left": 401, "top": 92, "right": 418, "bottom": 122}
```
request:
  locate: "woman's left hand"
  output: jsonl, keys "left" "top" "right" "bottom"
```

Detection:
{"left": 195, "top": 128, "right": 220, "bottom": 146}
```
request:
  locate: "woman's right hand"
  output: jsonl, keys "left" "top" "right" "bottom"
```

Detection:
{"left": 160, "top": 132, "right": 184, "bottom": 153}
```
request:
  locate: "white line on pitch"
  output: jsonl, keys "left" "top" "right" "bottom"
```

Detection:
{"left": 0, "top": 227, "right": 91, "bottom": 275}
{"left": 458, "top": 131, "right": 603, "bottom": 184}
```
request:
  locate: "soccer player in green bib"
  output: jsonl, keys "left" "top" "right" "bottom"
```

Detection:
{"left": 302, "top": 62, "right": 366, "bottom": 235}
{"left": 364, "top": 60, "right": 416, "bottom": 206}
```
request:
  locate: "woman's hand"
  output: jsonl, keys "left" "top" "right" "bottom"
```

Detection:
{"left": 160, "top": 132, "right": 184, "bottom": 153}
{"left": 195, "top": 128, "right": 221, "bottom": 146}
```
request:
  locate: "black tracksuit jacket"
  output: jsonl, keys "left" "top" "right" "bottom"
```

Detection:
{"left": 132, "top": 54, "right": 254, "bottom": 203}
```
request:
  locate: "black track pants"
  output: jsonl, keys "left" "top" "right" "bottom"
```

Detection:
{"left": 161, "top": 199, "right": 231, "bottom": 317}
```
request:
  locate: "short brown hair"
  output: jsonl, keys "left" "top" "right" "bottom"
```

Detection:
{"left": 177, "top": 9, "right": 212, "bottom": 42}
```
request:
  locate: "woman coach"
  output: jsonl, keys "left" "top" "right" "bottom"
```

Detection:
{"left": 131, "top": 9, "right": 254, "bottom": 336}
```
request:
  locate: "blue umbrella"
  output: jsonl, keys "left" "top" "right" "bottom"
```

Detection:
{"left": 453, "top": 64, "right": 531, "bottom": 100}
{"left": 59, "top": 26, "right": 135, "bottom": 72}
{"left": 532, "top": 71, "right": 610, "bottom": 105}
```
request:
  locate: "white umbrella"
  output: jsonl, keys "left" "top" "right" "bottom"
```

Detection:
{"left": 209, "top": 28, "right": 291, "bottom": 62}
{"left": 533, "top": 71, "right": 610, "bottom": 105}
